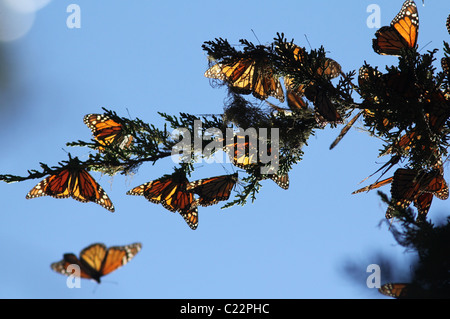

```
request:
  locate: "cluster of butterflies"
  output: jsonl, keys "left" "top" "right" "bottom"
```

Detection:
{"left": 26, "top": 112, "right": 290, "bottom": 231}
{"left": 203, "top": 37, "right": 343, "bottom": 125}
{"left": 350, "top": 1, "right": 450, "bottom": 224}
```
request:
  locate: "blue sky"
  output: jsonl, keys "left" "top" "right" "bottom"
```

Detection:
{"left": 0, "top": 0, "right": 449, "bottom": 299}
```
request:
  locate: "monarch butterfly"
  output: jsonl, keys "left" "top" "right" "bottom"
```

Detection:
{"left": 380, "top": 129, "right": 420, "bottom": 156}
{"left": 386, "top": 168, "right": 448, "bottom": 219}
{"left": 51, "top": 242, "right": 142, "bottom": 283}
{"left": 26, "top": 164, "right": 115, "bottom": 212}
{"left": 84, "top": 113, "right": 133, "bottom": 151}
{"left": 352, "top": 176, "right": 393, "bottom": 194}
{"left": 304, "top": 85, "right": 343, "bottom": 124}
{"left": 372, "top": 0, "right": 419, "bottom": 56}
{"left": 379, "top": 283, "right": 414, "bottom": 298}
{"left": 187, "top": 173, "right": 239, "bottom": 207}
{"left": 283, "top": 44, "right": 342, "bottom": 123}
{"left": 223, "top": 137, "right": 289, "bottom": 190}
{"left": 126, "top": 171, "right": 199, "bottom": 229}
{"left": 204, "top": 46, "right": 285, "bottom": 102}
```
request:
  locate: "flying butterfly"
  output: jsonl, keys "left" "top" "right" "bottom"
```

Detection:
{"left": 84, "top": 113, "right": 133, "bottom": 151}
{"left": 372, "top": 0, "right": 419, "bottom": 56}
{"left": 26, "top": 162, "right": 114, "bottom": 212}
{"left": 51, "top": 242, "right": 142, "bottom": 283}
{"left": 126, "top": 171, "right": 199, "bottom": 229}
{"left": 204, "top": 46, "right": 284, "bottom": 102}
{"left": 187, "top": 173, "right": 239, "bottom": 207}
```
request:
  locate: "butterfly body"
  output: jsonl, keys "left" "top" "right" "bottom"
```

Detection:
{"left": 51, "top": 242, "right": 142, "bottom": 283}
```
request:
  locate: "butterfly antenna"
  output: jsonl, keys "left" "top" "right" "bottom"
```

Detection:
{"left": 419, "top": 41, "right": 432, "bottom": 53}
{"left": 251, "top": 29, "right": 261, "bottom": 45}
{"left": 304, "top": 34, "right": 312, "bottom": 50}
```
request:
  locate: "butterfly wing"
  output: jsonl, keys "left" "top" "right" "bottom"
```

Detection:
{"left": 379, "top": 283, "right": 411, "bottom": 298}
{"left": 127, "top": 174, "right": 195, "bottom": 213}
{"left": 26, "top": 169, "right": 72, "bottom": 199}
{"left": 352, "top": 176, "right": 393, "bottom": 194}
{"left": 187, "top": 173, "right": 239, "bottom": 207}
{"left": 205, "top": 51, "right": 284, "bottom": 102}
{"left": 386, "top": 168, "right": 422, "bottom": 218}
{"left": 71, "top": 169, "right": 115, "bottom": 212}
{"left": 26, "top": 167, "right": 114, "bottom": 212}
{"left": 205, "top": 58, "right": 255, "bottom": 94}
{"left": 372, "top": 0, "right": 418, "bottom": 56}
{"left": 414, "top": 192, "right": 433, "bottom": 221}
{"left": 421, "top": 171, "right": 449, "bottom": 200}
{"left": 179, "top": 202, "right": 199, "bottom": 230}
{"left": 84, "top": 114, "right": 132, "bottom": 150}
{"left": 269, "top": 173, "right": 289, "bottom": 190}
{"left": 100, "top": 243, "right": 142, "bottom": 277}
{"left": 311, "top": 88, "right": 343, "bottom": 124}
{"left": 51, "top": 253, "right": 100, "bottom": 281}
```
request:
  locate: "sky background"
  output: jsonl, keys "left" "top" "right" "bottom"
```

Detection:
{"left": 0, "top": 0, "right": 449, "bottom": 299}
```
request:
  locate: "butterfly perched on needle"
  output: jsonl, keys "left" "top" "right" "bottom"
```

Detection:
{"left": 204, "top": 45, "right": 285, "bottom": 102}
{"left": 187, "top": 173, "right": 239, "bottom": 207}
{"left": 223, "top": 136, "right": 289, "bottom": 190}
{"left": 282, "top": 44, "right": 342, "bottom": 124}
{"left": 51, "top": 242, "right": 142, "bottom": 284}
{"left": 84, "top": 113, "right": 133, "bottom": 151}
{"left": 372, "top": 0, "right": 419, "bottom": 56}
{"left": 386, "top": 168, "right": 448, "bottom": 220}
{"left": 26, "top": 161, "right": 115, "bottom": 212}
{"left": 126, "top": 170, "right": 199, "bottom": 230}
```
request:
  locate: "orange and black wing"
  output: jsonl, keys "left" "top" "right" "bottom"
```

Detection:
{"left": 205, "top": 52, "right": 284, "bottom": 102}
{"left": 26, "top": 169, "right": 72, "bottom": 200}
{"left": 179, "top": 201, "right": 199, "bottom": 230}
{"left": 329, "top": 110, "right": 364, "bottom": 150}
{"left": 379, "top": 283, "right": 411, "bottom": 298}
{"left": 71, "top": 169, "right": 115, "bottom": 212}
{"left": 373, "top": 0, "right": 419, "bottom": 56}
{"left": 414, "top": 192, "right": 433, "bottom": 221}
{"left": 268, "top": 173, "right": 289, "bottom": 190}
{"left": 84, "top": 113, "right": 132, "bottom": 150}
{"left": 311, "top": 88, "right": 343, "bottom": 124}
{"left": 386, "top": 168, "right": 422, "bottom": 218}
{"left": 187, "top": 173, "right": 239, "bottom": 207}
{"left": 51, "top": 253, "right": 102, "bottom": 282}
{"left": 421, "top": 171, "right": 449, "bottom": 200}
{"left": 100, "top": 243, "right": 142, "bottom": 277}
{"left": 224, "top": 138, "right": 258, "bottom": 169}
{"left": 26, "top": 168, "right": 114, "bottom": 212}
{"left": 127, "top": 174, "right": 195, "bottom": 213}
{"left": 352, "top": 176, "right": 393, "bottom": 194}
